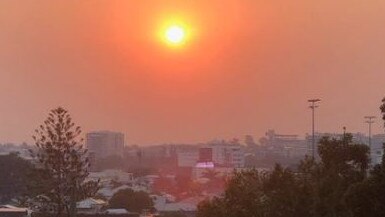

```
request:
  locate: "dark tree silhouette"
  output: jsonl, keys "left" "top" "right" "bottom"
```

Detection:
{"left": 0, "top": 153, "right": 33, "bottom": 203}
{"left": 344, "top": 97, "right": 385, "bottom": 217}
{"left": 313, "top": 135, "right": 369, "bottom": 217}
{"left": 381, "top": 97, "right": 385, "bottom": 127}
{"left": 197, "top": 135, "right": 370, "bottom": 217}
{"left": 31, "top": 107, "right": 98, "bottom": 217}
{"left": 109, "top": 189, "right": 153, "bottom": 213}
{"left": 201, "top": 169, "right": 220, "bottom": 180}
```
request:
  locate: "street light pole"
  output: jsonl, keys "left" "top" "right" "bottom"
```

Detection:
{"left": 308, "top": 99, "right": 321, "bottom": 159}
{"left": 364, "top": 116, "right": 376, "bottom": 157}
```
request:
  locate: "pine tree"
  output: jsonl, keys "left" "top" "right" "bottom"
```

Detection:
{"left": 31, "top": 107, "right": 98, "bottom": 217}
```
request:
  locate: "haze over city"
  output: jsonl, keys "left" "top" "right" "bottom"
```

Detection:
{"left": 1, "top": 0, "right": 385, "bottom": 145}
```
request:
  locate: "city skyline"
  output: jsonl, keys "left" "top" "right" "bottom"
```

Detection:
{"left": 1, "top": 128, "right": 384, "bottom": 147}
{"left": 1, "top": 1, "right": 385, "bottom": 145}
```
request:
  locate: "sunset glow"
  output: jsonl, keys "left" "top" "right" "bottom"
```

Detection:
{"left": 2, "top": 1, "right": 385, "bottom": 146}
{"left": 3, "top": 3, "right": 385, "bottom": 213}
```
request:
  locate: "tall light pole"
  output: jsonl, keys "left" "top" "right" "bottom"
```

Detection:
{"left": 308, "top": 99, "right": 321, "bottom": 159}
{"left": 364, "top": 116, "right": 376, "bottom": 157}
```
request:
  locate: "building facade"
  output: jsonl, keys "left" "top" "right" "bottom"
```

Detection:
{"left": 86, "top": 131, "right": 125, "bottom": 160}
{"left": 176, "top": 143, "right": 245, "bottom": 168}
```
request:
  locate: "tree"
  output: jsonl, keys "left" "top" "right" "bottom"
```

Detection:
{"left": 262, "top": 164, "right": 312, "bottom": 217}
{"left": 201, "top": 169, "right": 225, "bottom": 192}
{"left": 344, "top": 144, "right": 385, "bottom": 217}
{"left": 198, "top": 98, "right": 385, "bottom": 217}
{"left": 197, "top": 197, "right": 226, "bottom": 217}
{"left": 381, "top": 97, "right": 385, "bottom": 126}
{"left": 197, "top": 166, "right": 313, "bottom": 217}
{"left": 308, "top": 135, "right": 369, "bottom": 217}
{"left": 31, "top": 107, "right": 98, "bottom": 217}
{"left": 197, "top": 135, "right": 370, "bottom": 217}
{"left": 109, "top": 189, "right": 154, "bottom": 213}
{"left": 0, "top": 153, "right": 34, "bottom": 203}
{"left": 244, "top": 135, "right": 257, "bottom": 148}
{"left": 344, "top": 98, "right": 385, "bottom": 217}
{"left": 201, "top": 169, "right": 220, "bottom": 181}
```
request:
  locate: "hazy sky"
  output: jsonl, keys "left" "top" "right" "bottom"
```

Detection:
{"left": 1, "top": 0, "right": 385, "bottom": 145}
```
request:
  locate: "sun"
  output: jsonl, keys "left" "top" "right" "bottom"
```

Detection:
{"left": 165, "top": 25, "right": 186, "bottom": 45}
{"left": 157, "top": 18, "right": 193, "bottom": 48}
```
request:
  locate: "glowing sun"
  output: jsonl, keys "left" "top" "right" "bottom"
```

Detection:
{"left": 164, "top": 25, "right": 186, "bottom": 45}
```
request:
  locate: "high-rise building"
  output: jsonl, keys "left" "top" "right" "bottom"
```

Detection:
{"left": 86, "top": 131, "right": 124, "bottom": 160}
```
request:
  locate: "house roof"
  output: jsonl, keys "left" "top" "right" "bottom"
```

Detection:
{"left": 77, "top": 198, "right": 107, "bottom": 209}
{"left": 0, "top": 205, "right": 28, "bottom": 213}
{"left": 105, "top": 208, "right": 129, "bottom": 214}
{"left": 154, "top": 196, "right": 204, "bottom": 212}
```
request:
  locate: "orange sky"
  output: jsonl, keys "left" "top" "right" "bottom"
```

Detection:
{"left": 1, "top": 0, "right": 385, "bottom": 145}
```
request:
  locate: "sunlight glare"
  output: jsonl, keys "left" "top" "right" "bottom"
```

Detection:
{"left": 165, "top": 25, "right": 185, "bottom": 44}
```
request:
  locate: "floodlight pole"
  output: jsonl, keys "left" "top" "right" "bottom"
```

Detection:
{"left": 364, "top": 116, "right": 376, "bottom": 157}
{"left": 308, "top": 99, "right": 321, "bottom": 159}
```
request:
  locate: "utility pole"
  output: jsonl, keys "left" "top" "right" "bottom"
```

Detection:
{"left": 308, "top": 99, "right": 321, "bottom": 159}
{"left": 364, "top": 116, "right": 376, "bottom": 157}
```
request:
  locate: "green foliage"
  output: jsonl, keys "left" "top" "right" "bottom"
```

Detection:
{"left": 109, "top": 189, "right": 154, "bottom": 213}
